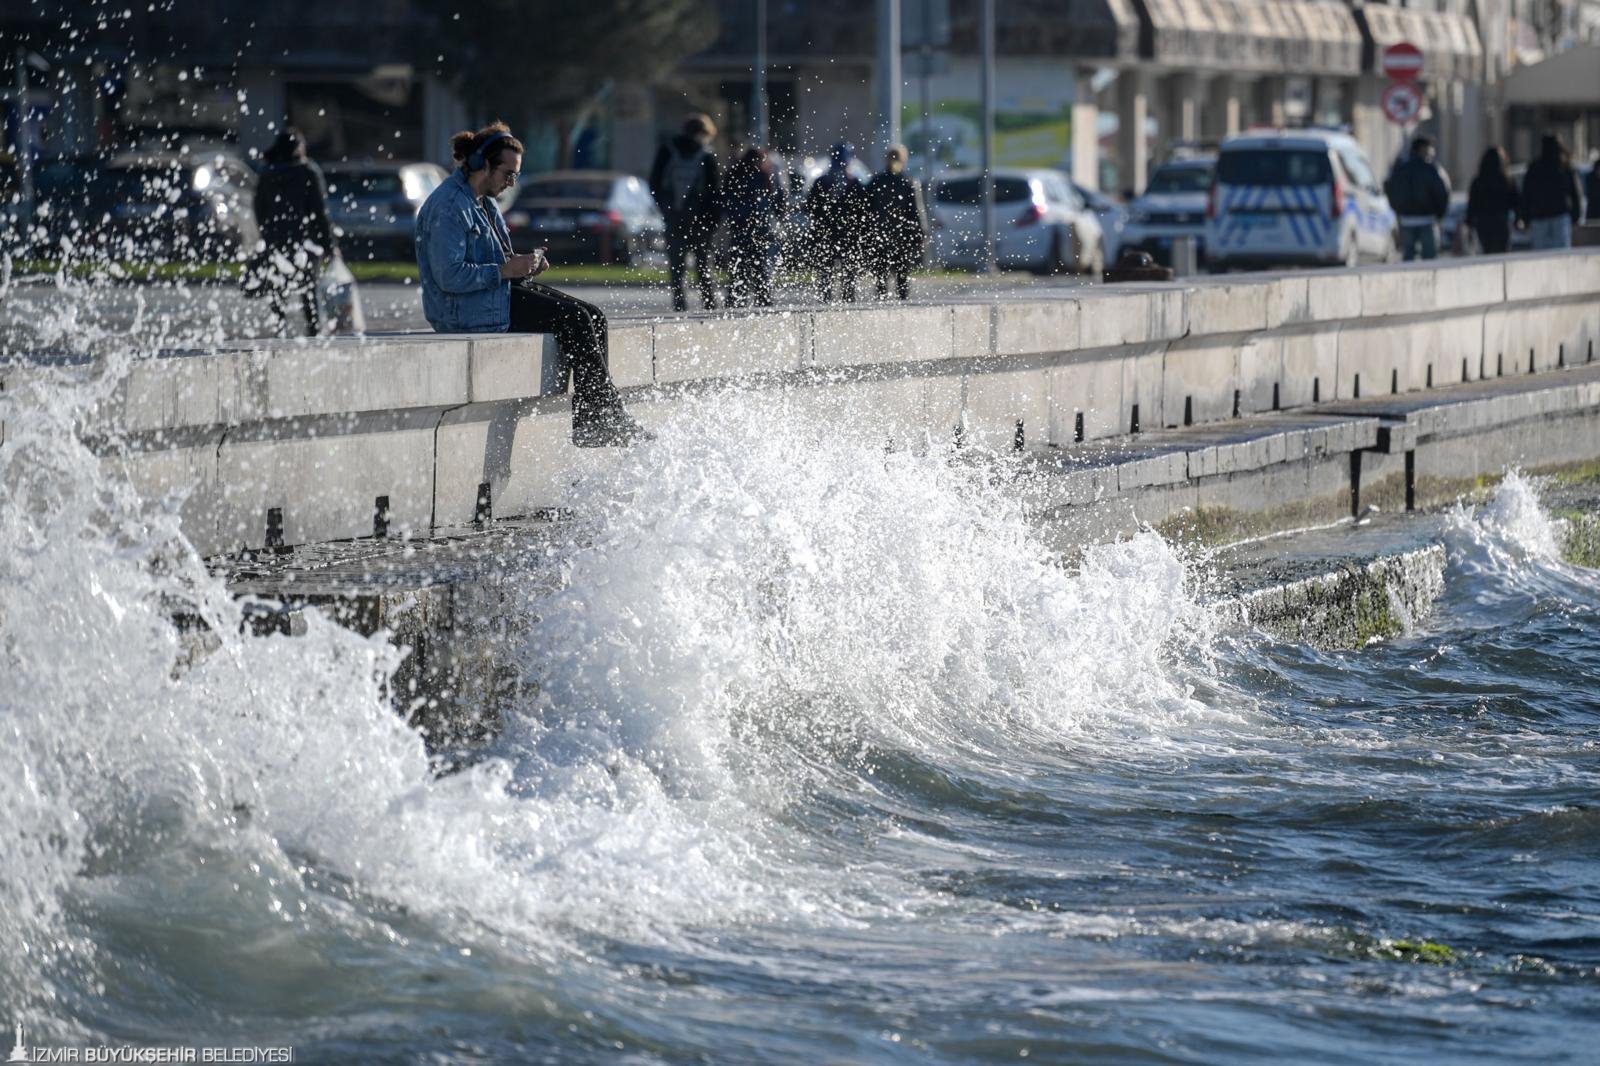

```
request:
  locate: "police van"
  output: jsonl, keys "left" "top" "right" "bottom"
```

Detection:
{"left": 1205, "top": 128, "right": 1398, "bottom": 271}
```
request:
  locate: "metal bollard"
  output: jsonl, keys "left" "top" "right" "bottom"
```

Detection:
{"left": 1171, "top": 235, "right": 1198, "bottom": 277}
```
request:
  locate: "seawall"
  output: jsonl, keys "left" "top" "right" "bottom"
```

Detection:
{"left": 3, "top": 251, "right": 1599, "bottom": 558}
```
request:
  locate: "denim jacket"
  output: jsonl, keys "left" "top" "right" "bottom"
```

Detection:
{"left": 416, "top": 169, "right": 512, "bottom": 332}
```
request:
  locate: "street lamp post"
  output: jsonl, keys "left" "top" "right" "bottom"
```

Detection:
{"left": 979, "top": 0, "right": 995, "bottom": 274}
{"left": 877, "top": 0, "right": 902, "bottom": 167}
{"left": 751, "top": 0, "right": 768, "bottom": 146}
{"left": 919, "top": 0, "right": 933, "bottom": 184}
{"left": 12, "top": 48, "right": 34, "bottom": 241}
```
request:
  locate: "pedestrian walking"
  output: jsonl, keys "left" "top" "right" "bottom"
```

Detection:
{"left": 1383, "top": 135, "right": 1451, "bottom": 261}
{"left": 722, "top": 147, "right": 785, "bottom": 308}
{"left": 1465, "top": 146, "right": 1521, "bottom": 255}
{"left": 250, "top": 127, "right": 337, "bottom": 336}
{"left": 650, "top": 113, "right": 722, "bottom": 312}
{"left": 416, "top": 122, "right": 648, "bottom": 448}
{"left": 1521, "top": 133, "right": 1584, "bottom": 250}
{"left": 805, "top": 142, "right": 870, "bottom": 302}
{"left": 866, "top": 144, "right": 928, "bottom": 301}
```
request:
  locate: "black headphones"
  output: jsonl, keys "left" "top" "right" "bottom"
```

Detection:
{"left": 466, "top": 130, "right": 511, "bottom": 173}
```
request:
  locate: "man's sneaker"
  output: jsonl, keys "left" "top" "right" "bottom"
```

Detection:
{"left": 571, "top": 409, "right": 655, "bottom": 448}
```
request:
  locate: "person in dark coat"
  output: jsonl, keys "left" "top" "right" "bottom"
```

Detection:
{"left": 1521, "top": 133, "right": 1584, "bottom": 250}
{"left": 649, "top": 113, "right": 722, "bottom": 312}
{"left": 805, "top": 142, "right": 870, "bottom": 302}
{"left": 866, "top": 144, "right": 928, "bottom": 300}
{"left": 1383, "top": 135, "right": 1450, "bottom": 261}
{"left": 722, "top": 146, "right": 785, "bottom": 308}
{"left": 1465, "top": 146, "right": 1521, "bottom": 255}
{"left": 251, "top": 127, "right": 337, "bottom": 336}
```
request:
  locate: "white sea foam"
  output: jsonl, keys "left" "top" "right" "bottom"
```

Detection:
{"left": 1441, "top": 470, "right": 1588, "bottom": 611}
{"left": 0, "top": 375, "right": 1216, "bottom": 1027}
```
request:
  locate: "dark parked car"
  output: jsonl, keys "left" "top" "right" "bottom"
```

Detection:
{"left": 323, "top": 161, "right": 447, "bottom": 261}
{"left": 90, "top": 150, "right": 260, "bottom": 261}
{"left": 503, "top": 171, "right": 664, "bottom": 264}
{"left": 30, "top": 156, "right": 106, "bottom": 256}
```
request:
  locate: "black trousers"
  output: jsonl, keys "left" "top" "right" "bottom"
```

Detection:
{"left": 1474, "top": 218, "right": 1511, "bottom": 255}
{"left": 665, "top": 227, "right": 717, "bottom": 312}
{"left": 874, "top": 264, "right": 911, "bottom": 301}
{"left": 727, "top": 246, "right": 774, "bottom": 307}
{"left": 816, "top": 254, "right": 859, "bottom": 303}
{"left": 269, "top": 288, "right": 320, "bottom": 337}
{"left": 508, "top": 283, "right": 623, "bottom": 424}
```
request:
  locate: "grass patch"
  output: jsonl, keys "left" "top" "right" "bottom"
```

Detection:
{"left": 11, "top": 258, "right": 240, "bottom": 283}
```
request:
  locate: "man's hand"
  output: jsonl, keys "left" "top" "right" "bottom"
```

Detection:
{"left": 499, "top": 253, "right": 541, "bottom": 280}
{"left": 529, "top": 248, "right": 551, "bottom": 276}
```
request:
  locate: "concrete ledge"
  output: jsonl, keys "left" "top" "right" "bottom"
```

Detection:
{"left": 654, "top": 312, "right": 809, "bottom": 383}
{"left": 994, "top": 301, "right": 1079, "bottom": 356}
{"left": 20, "top": 251, "right": 1600, "bottom": 554}
{"left": 1187, "top": 281, "right": 1269, "bottom": 335}
{"left": 812, "top": 305, "right": 953, "bottom": 366}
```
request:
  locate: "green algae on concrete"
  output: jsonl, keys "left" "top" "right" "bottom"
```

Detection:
{"left": 1215, "top": 546, "right": 1446, "bottom": 648}
{"left": 1376, "top": 939, "right": 1458, "bottom": 965}
{"left": 1558, "top": 512, "right": 1600, "bottom": 568}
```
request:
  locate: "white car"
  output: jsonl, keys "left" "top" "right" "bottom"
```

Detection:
{"left": 1205, "top": 128, "right": 1398, "bottom": 271}
{"left": 929, "top": 167, "right": 1105, "bottom": 275}
{"left": 1118, "top": 155, "right": 1215, "bottom": 268}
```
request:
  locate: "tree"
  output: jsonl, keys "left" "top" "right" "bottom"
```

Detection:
{"left": 418, "top": 0, "right": 719, "bottom": 167}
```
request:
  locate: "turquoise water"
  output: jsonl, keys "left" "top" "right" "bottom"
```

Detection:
{"left": 3, "top": 382, "right": 1597, "bottom": 1064}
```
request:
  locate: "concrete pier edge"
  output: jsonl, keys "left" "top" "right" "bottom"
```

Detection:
{"left": 4, "top": 250, "right": 1599, "bottom": 562}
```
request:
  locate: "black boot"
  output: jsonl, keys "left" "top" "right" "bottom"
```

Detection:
{"left": 572, "top": 406, "right": 654, "bottom": 448}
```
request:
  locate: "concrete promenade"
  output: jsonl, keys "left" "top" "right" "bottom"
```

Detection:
{"left": 5, "top": 251, "right": 1599, "bottom": 559}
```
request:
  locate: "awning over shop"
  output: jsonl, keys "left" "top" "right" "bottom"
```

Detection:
{"left": 1135, "top": 0, "right": 1362, "bottom": 76}
{"left": 987, "top": 0, "right": 1141, "bottom": 61}
{"left": 1357, "top": 2, "right": 1482, "bottom": 83}
{"left": 1503, "top": 44, "right": 1600, "bottom": 106}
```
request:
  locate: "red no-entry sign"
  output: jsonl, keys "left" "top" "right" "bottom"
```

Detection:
{"left": 1382, "top": 42, "right": 1424, "bottom": 81}
{"left": 1382, "top": 81, "right": 1424, "bottom": 125}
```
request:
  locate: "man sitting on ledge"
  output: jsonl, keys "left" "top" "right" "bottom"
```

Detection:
{"left": 416, "top": 121, "right": 649, "bottom": 447}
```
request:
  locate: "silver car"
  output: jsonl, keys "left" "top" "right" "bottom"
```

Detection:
{"left": 323, "top": 161, "right": 448, "bottom": 261}
{"left": 929, "top": 167, "right": 1105, "bottom": 275}
{"left": 1118, "top": 156, "right": 1216, "bottom": 267}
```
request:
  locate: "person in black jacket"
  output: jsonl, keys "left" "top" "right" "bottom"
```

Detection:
{"left": 1521, "top": 133, "right": 1583, "bottom": 250}
{"left": 866, "top": 144, "right": 928, "bottom": 300}
{"left": 251, "top": 127, "right": 336, "bottom": 336}
{"left": 1383, "top": 136, "right": 1451, "bottom": 261}
{"left": 805, "top": 142, "right": 870, "bottom": 302}
{"left": 1465, "top": 146, "right": 1521, "bottom": 255}
{"left": 722, "top": 146, "right": 786, "bottom": 307}
{"left": 649, "top": 113, "right": 722, "bottom": 312}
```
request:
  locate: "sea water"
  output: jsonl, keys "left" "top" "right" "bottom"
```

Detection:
{"left": 3, "top": 324, "right": 1599, "bottom": 1063}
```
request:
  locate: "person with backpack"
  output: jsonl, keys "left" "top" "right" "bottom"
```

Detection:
{"left": 1383, "top": 135, "right": 1451, "bottom": 261}
{"left": 805, "top": 142, "right": 870, "bottom": 302}
{"left": 866, "top": 144, "right": 928, "bottom": 300}
{"left": 1521, "top": 133, "right": 1584, "bottom": 250}
{"left": 250, "top": 127, "right": 337, "bottom": 336}
{"left": 1465, "top": 145, "right": 1521, "bottom": 255}
{"left": 650, "top": 113, "right": 722, "bottom": 312}
{"left": 722, "top": 146, "right": 786, "bottom": 307}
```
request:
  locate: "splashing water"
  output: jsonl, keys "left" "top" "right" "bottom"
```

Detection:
{"left": 0, "top": 370, "right": 1217, "bottom": 1040}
